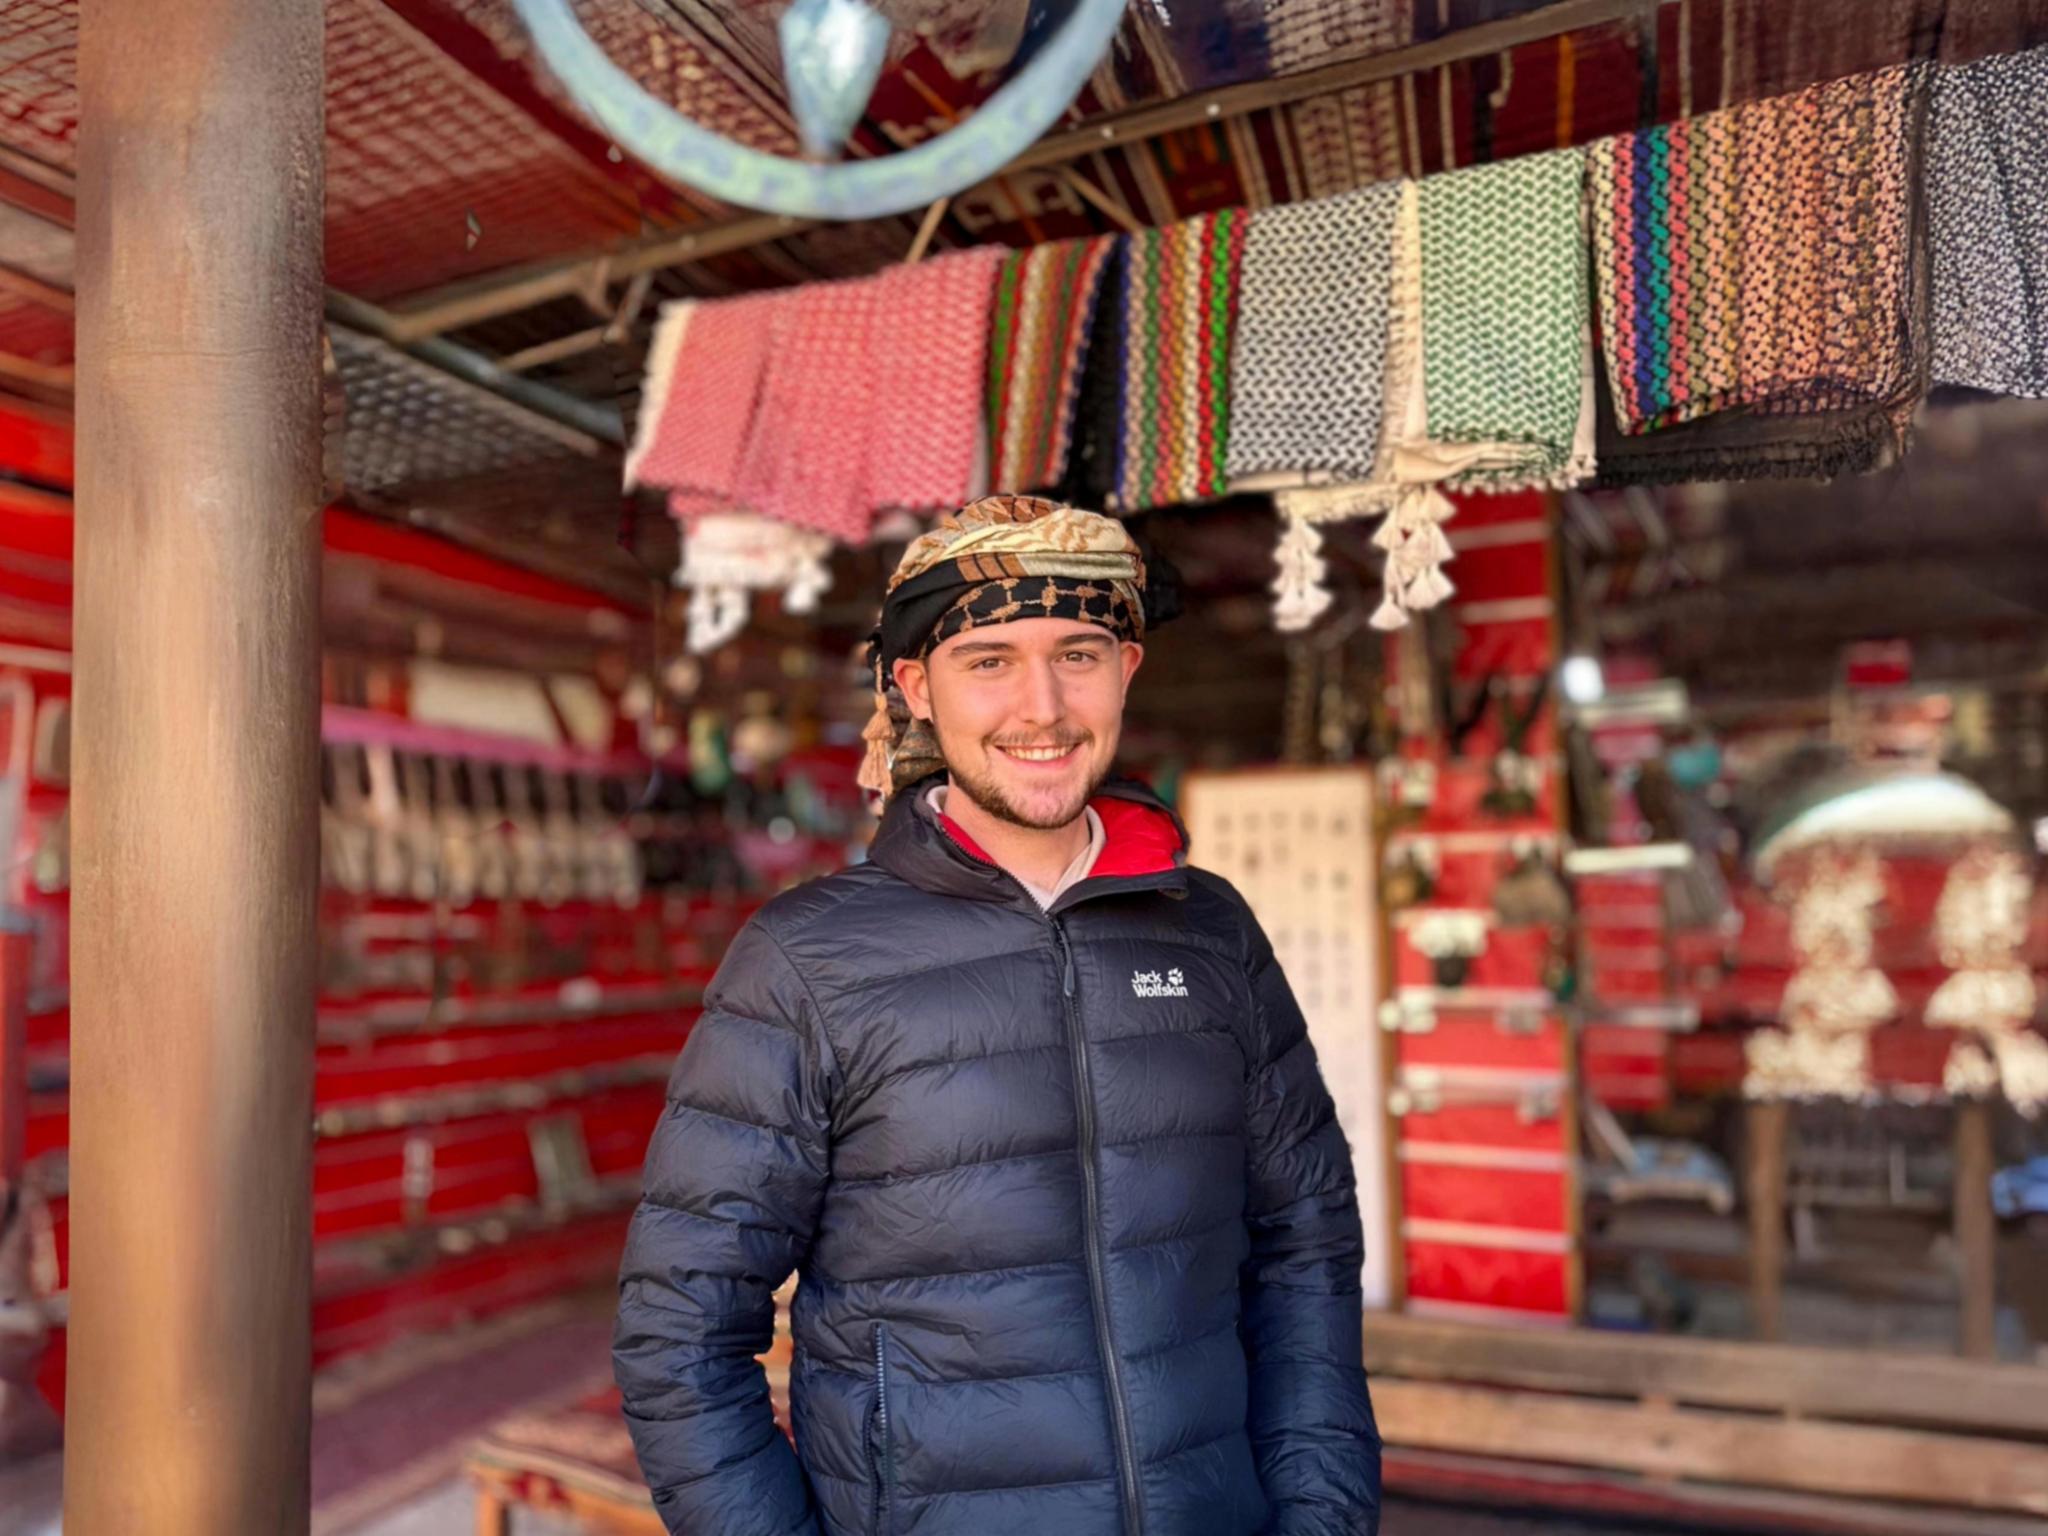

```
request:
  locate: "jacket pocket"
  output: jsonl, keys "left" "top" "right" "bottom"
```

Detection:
{"left": 866, "top": 1321, "right": 895, "bottom": 1536}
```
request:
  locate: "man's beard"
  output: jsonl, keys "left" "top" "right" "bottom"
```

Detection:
{"left": 936, "top": 724, "right": 1107, "bottom": 831}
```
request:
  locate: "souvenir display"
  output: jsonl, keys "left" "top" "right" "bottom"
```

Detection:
{"left": 1742, "top": 848, "right": 1895, "bottom": 1101}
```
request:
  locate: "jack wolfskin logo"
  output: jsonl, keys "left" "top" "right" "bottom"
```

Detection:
{"left": 1131, "top": 966, "right": 1190, "bottom": 999}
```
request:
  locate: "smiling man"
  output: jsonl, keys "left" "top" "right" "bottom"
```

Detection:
{"left": 614, "top": 495, "right": 1380, "bottom": 1536}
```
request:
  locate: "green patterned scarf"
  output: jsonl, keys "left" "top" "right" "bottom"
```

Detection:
{"left": 1419, "top": 146, "right": 1593, "bottom": 490}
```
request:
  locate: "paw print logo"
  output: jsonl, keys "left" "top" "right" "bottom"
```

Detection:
{"left": 1167, "top": 968, "right": 1184, "bottom": 988}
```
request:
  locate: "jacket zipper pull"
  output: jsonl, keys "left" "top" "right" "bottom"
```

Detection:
{"left": 1054, "top": 924, "right": 1075, "bottom": 997}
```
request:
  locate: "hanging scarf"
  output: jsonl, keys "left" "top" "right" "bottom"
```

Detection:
{"left": 1271, "top": 152, "right": 1593, "bottom": 634}
{"left": 1110, "top": 210, "right": 1249, "bottom": 511}
{"left": 986, "top": 236, "right": 1119, "bottom": 493}
{"left": 630, "top": 250, "right": 1004, "bottom": 548}
{"left": 1928, "top": 44, "right": 2048, "bottom": 398}
{"left": 1416, "top": 146, "right": 1593, "bottom": 492}
{"left": 1055, "top": 241, "right": 1128, "bottom": 511}
{"left": 1228, "top": 182, "right": 1404, "bottom": 484}
{"left": 623, "top": 294, "right": 777, "bottom": 499}
{"left": 1589, "top": 64, "right": 1927, "bottom": 483}
{"left": 735, "top": 277, "right": 878, "bottom": 542}
{"left": 867, "top": 247, "right": 1007, "bottom": 513}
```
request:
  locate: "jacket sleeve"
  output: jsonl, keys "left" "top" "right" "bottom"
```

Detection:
{"left": 614, "top": 916, "right": 837, "bottom": 1535}
{"left": 1240, "top": 917, "right": 1382, "bottom": 1535}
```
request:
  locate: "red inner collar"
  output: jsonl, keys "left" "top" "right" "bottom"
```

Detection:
{"left": 938, "top": 793, "right": 1182, "bottom": 882}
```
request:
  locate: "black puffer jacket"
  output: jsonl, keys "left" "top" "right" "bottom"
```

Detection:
{"left": 615, "top": 778, "right": 1379, "bottom": 1535}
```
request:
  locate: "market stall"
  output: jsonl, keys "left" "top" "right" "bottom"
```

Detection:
{"left": 7, "top": 0, "right": 2048, "bottom": 1531}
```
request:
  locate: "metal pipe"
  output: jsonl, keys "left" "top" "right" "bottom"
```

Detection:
{"left": 323, "top": 291, "right": 624, "bottom": 449}
{"left": 66, "top": 0, "right": 325, "bottom": 1529}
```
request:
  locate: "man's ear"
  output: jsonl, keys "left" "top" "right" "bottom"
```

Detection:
{"left": 892, "top": 656, "right": 933, "bottom": 722}
{"left": 1118, "top": 641, "right": 1145, "bottom": 696}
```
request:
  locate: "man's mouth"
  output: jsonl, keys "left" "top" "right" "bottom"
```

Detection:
{"left": 993, "top": 741, "right": 1083, "bottom": 766}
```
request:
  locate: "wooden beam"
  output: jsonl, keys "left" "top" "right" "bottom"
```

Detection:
{"left": 1359, "top": 1313, "right": 2048, "bottom": 1437}
{"left": 1747, "top": 1098, "right": 1788, "bottom": 1343}
{"left": 1955, "top": 1099, "right": 1998, "bottom": 1361}
{"left": 1384, "top": 1445, "right": 2048, "bottom": 1536}
{"left": 0, "top": 263, "right": 72, "bottom": 314}
{"left": 1372, "top": 1379, "right": 2048, "bottom": 1516}
{"left": 381, "top": 0, "right": 1670, "bottom": 340}
{"left": 903, "top": 197, "right": 951, "bottom": 264}
{"left": 497, "top": 324, "right": 612, "bottom": 374}
{"left": 0, "top": 355, "right": 73, "bottom": 395}
{"left": 0, "top": 147, "right": 74, "bottom": 228}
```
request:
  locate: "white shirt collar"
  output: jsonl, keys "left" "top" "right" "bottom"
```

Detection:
{"left": 926, "top": 784, "right": 1104, "bottom": 909}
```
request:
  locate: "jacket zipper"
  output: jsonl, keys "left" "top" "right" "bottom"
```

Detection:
{"left": 1051, "top": 918, "right": 1146, "bottom": 1536}
{"left": 870, "top": 1321, "right": 893, "bottom": 1536}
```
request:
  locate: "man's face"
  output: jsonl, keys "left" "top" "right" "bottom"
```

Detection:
{"left": 894, "top": 617, "right": 1145, "bottom": 831}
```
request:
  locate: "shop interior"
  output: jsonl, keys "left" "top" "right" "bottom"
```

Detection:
{"left": 2, "top": 1, "right": 2048, "bottom": 1533}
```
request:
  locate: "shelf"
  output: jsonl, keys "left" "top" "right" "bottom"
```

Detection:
{"left": 1582, "top": 1002, "right": 1702, "bottom": 1033}
{"left": 1395, "top": 985, "right": 1559, "bottom": 1013}
{"left": 1386, "top": 828, "right": 1566, "bottom": 854}
{"left": 1566, "top": 843, "right": 1695, "bottom": 876}
{"left": 312, "top": 1056, "right": 671, "bottom": 1138}
{"left": 316, "top": 979, "right": 703, "bottom": 1043}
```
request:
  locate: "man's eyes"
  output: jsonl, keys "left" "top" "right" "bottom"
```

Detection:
{"left": 968, "top": 652, "right": 1100, "bottom": 671}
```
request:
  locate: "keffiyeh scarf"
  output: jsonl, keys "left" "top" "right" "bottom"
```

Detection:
{"left": 1589, "top": 64, "right": 1927, "bottom": 482}
{"left": 986, "top": 237, "right": 1119, "bottom": 493}
{"left": 1928, "top": 44, "right": 2048, "bottom": 397}
{"left": 859, "top": 495, "right": 1147, "bottom": 799}
{"left": 1417, "top": 146, "right": 1594, "bottom": 492}
{"left": 1272, "top": 151, "right": 1592, "bottom": 633}
{"left": 1109, "top": 211, "right": 1249, "bottom": 511}
{"left": 1228, "top": 182, "right": 1404, "bottom": 484}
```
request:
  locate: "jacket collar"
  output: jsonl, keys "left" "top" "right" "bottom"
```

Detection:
{"left": 868, "top": 773, "right": 1190, "bottom": 914}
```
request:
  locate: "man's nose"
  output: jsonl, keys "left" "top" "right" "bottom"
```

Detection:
{"left": 1016, "top": 659, "right": 1063, "bottom": 725}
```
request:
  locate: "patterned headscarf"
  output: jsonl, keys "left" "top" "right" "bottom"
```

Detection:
{"left": 859, "top": 495, "right": 1146, "bottom": 800}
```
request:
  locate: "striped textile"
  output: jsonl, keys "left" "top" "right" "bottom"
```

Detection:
{"left": 985, "top": 236, "right": 1118, "bottom": 493}
{"left": 1110, "top": 210, "right": 1250, "bottom": 511}
{"left": 1589, "top": 64, "right": 1925, "bottom": 440}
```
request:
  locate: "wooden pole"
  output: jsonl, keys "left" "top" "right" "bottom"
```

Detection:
{"left": 1954, "top": 1098, "right": 1998, "bottom": 1361}
{"left": 1746, "top": 1100, "right": 1788, "bottom": 1343}
{"left": 66, "top": 0, "right": 325, "bottom": 1530}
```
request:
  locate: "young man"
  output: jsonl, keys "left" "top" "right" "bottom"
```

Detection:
{"left": 615, "top": 496, "right": 1380, "bottom": 1535}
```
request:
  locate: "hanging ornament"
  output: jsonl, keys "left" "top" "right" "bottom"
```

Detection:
{"left": 674, "top": 512, "right": 835, "bottom": 655}
{"left": 1369, "top": 487, "right": 1458, "bottom": 631}
{"left": 1926, "top": 848, "right": 2037, "bottom": 1032}
{"left": 1744, "top": 849, "right": 1894, "bottom": 1101}
{"left": 511, "top": 0, "right": 1127, "bottom": 220}
{"left": 778, "top": 0, "right": 890, "bottom": 161}
{"left": 1272, "top": 511, "right": 1335, "bottom": 633}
